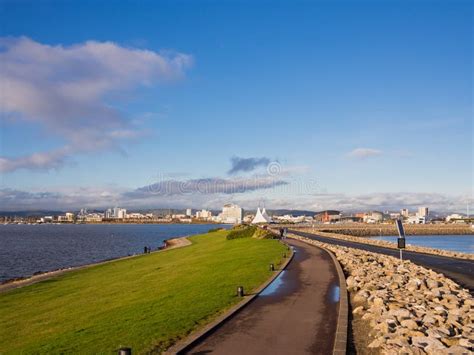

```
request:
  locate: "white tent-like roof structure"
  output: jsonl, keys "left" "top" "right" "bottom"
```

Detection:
{"left": 252, "top": 207, "right": 272, "bottom": 224}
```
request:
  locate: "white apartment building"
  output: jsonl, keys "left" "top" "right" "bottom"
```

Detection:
{"left": 127, "top": 213, "right": 146, "bottom": 219}
{"left": 417, "top": 207, "right": 429, "bottom": 218}
{"left": 400, "top": 209, "right": 410, "bottom": 218}
{"left": 113, "top": 207, "right": 127, "bottom": 219}
{"left": 407, "top": 215, "right": 426, "bottom": 224}
{"left": 186, "top": 208, "right": 192, "bottom": 217}
{"left": 446, "top": 213, "right": 464, "bottom": 222}
{"left": 218, "top": 204, "right": 243, "bottom": 224}
{"left": 196, "top": 209, "right": 212, "bottom": 220}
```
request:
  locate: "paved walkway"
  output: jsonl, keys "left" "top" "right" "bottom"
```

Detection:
{"left": 291, "top": 230, "right": 474, "bottom": 293}
{"left": 184, "top": 239, "right": 340, "bottom": 355}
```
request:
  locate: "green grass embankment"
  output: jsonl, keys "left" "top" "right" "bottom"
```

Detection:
{"left": 0, "top": 230, "right": 286, "bottom": 354}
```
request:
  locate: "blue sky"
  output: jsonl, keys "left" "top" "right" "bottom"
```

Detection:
{"left": 0, "top": 0, "right": 472, "bottom": 212}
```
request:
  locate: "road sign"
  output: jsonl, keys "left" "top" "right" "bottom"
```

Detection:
{"left": 395, "top": 219, "right": 405, "bottom": 238}
{"left": 395, "top": 219, "right": 406, "bottom": 261}
{"left": 397, "top": 238, "right": 406, "bottom": 249}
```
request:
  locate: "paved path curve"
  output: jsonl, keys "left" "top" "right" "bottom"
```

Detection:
{"left": 184, "top": 239, "right": 340, "bottom": 355}
{"left": 290, "top": 230, "right": 474, "bottom": 293}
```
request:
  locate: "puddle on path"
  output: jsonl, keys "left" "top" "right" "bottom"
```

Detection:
{"left": 330, "top": 285, "right": 340, "bottom": 303}
{"left": 260, "top": 270, "right": 287, "bottom": 296}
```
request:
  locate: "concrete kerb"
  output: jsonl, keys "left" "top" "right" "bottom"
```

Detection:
{"left": 165, "top": 240, "right": 294, "bottom": 355}
{"left": 325, "top": 246, "right": 349, "bottom": 355}
{"left": 288, "top": 233, "right": 348, "bottom": 355}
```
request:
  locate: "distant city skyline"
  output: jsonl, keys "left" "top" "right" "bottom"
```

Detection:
{"left": 0, "top": 1, "right": 472, "bottom": 212}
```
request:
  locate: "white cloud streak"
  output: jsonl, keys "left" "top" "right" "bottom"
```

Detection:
{"left": 347, "top": 148, "right": 383, "bottom": 159}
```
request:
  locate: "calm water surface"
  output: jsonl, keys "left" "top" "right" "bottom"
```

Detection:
{"left": 0, "top": 224, "right": 230, "bottom": 282}
{"left": 371, "top": 235, "right": 474, "bottom": 254}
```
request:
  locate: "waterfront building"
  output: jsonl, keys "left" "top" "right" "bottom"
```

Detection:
{"left": 186, "top": 208, "right": 192, "bottom": 217}
{"left": 389, "top": 212, "right": 401, "bottom": 220}
{"left": 218, "top": 204, "right": 243, "bottom": 224}
{"left": 446, "top": 213, "right": 465, "bottom": 222}
{"left": 364, "top": 211, "right": 384, "bottom": 223}
{"left": 418, "top": 207, "right": 429, "bottom": 218}
{"left": 196, "top": 209, "right": 212, "bottom": 220}
{"left": 113, "top": 207, "right": 127, "bottom": 219}
{"left": 252, "top": 208, "right": 272, "bottom": 224}
{"left": 127, "top": 213, "right": 146, "bottom": 219}
{"left": 104, "top": 209, "right": 113, "bottom": 219}
{"left": 401, "top": 209, "right": 410, "bottom": 218}
{"left": 65, "top": 212, "right": 75, "bottom": 221}
{"left": 407, "top": 215, "right": 426, "bottom": 224}
{"left": 314, "top": 210, "right": 341, "bottom": 223}
{"left": 340, "top": 216, "right": 364, "bottom": 223}
{"left": 84, "top": 213, "right": 103, "bottom": 222}
{"left": 172, "top": 214, "right": 186, "bottom": 219}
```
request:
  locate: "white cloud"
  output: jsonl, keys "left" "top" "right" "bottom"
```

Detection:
{"left": 1, "top": 185, "right": 472, "bottom": 214}
{"left": 124, "top": 176, "right": 289, "bottom": 199}
{"left": 347, "top": 148, "right": 383, "bottom": 159}
{"left": 0, "top": 148, "right": 70, "bottom": 172}
{"left": 0, "top": 36, "right": 192, "bottom": 172}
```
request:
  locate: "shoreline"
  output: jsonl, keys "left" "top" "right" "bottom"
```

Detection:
{"left": 1, "top": 221, "right": 228, "bottom": 225}
{"left": 299, "top": 229, "right": 474, "bottom": 261}
{"left": 0, "top": 236, "right": 191, "bottom": 293}
{"left": 291, "top": 223, "right": 474, "bottom": 236}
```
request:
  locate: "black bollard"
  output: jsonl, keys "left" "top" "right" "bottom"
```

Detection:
{"left": 118, "top": 347, "right": 132, "bottom": 355}
{"left": 144, "top": 246, "right": 147, "bottom": 254}
{"left": 269, "top": 263, "right": 274, "bottom": 271}
{"left": 237, "top": 286, "right": 244, "bottom": 297}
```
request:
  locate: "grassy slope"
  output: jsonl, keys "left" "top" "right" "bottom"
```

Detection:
{"left": 0, "top": 231, "right": 286, "bottom": 354}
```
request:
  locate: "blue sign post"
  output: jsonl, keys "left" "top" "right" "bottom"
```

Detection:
{"left": 395, "top": 219, "right": 406, "bottom": 261}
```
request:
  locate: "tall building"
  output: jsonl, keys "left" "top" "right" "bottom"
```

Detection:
{"left": 104, "top": 209, "right": 113, "bottom": 219}
{"left": 186, "top": 208, "right": 192, "bottom": 217}
{"left": 401, "top": 209, "right": 409, "bottom": 218}
{"left": 219, "top": 204, "right": 243, "bottom": 224}
{"left": 418, "top": 207, "right": 429, "bottom": 217}
{"left": 113, "top": 207, "right": 127, "bottom": 219}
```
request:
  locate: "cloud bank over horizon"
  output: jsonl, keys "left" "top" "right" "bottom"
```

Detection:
{"left": 0, "top": 36, "right": 192, "bottom": 172}
{"left": 0, "top": 185, "right": 471, "bottom": 214}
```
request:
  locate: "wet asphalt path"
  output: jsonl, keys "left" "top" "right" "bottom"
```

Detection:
{"left": 184, "top": 239, "right": 340, "bottom": 355}
{"left": 290, "top": 230, "right": 474, "bottom": 293}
